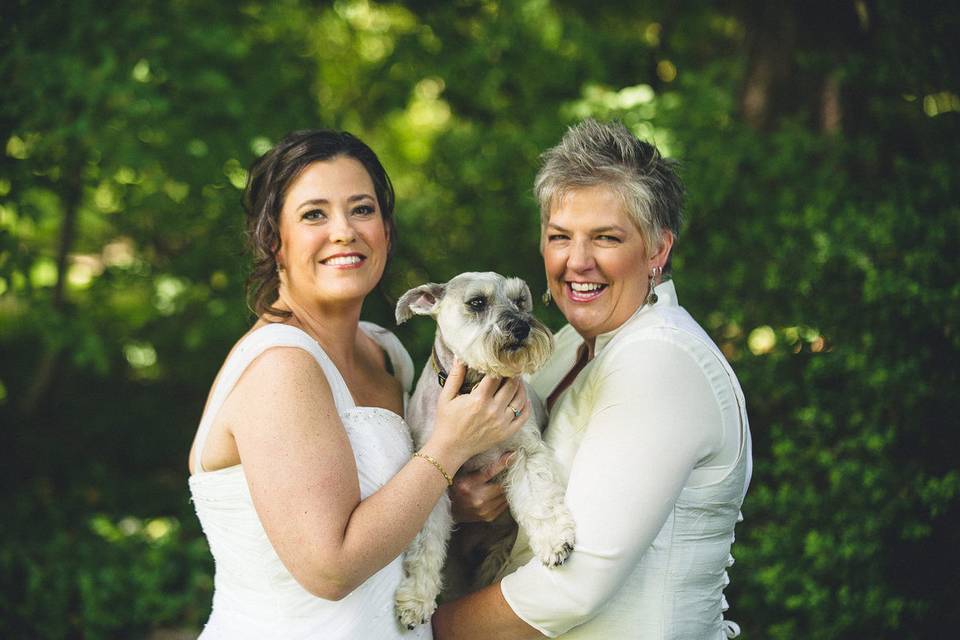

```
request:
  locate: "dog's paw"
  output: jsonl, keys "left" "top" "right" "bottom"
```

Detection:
{"left": 395, "top": 596, "right": 436, "bottom": 630}
{"left": 538, "top": 535, "right": 575, "bottom": 567}
{"left": 395, "top": 580, "right": 438, "bottom": 630}
{"left": 529, "top": 510, "right": 576, "bottom": 567}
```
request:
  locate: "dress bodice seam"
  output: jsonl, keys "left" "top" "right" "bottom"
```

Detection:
{"left": 190, "top": 406, "right": 410, "bottom": 480}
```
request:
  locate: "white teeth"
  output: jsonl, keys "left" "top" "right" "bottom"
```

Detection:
{"left": 324, "top": 255, "right": 362, "bottom": 266}
{"left": 570, "top": 282, "right": 604, "bottom": 292}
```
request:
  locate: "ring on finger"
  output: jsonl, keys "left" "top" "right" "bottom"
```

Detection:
{"left": 508, "top": 404, "right": 523, "bottom": 418}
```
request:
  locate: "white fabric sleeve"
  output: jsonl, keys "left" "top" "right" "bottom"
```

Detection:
{"left": 500, "top": 337, "right": 723, "bottom": 637}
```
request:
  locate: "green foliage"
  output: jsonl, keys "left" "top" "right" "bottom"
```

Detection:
{"left": 1, "top": 502, "right": 211, "bottom": 639}
{"left": 2, "top": 0, "right": 958, "bottom": 637}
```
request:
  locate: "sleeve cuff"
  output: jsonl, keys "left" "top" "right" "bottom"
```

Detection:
{"left": 500, "top": 575, "right": 560, "bottom": 638}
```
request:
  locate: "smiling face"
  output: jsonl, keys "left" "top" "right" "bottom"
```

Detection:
{"left": 275, "top": 156, "right": 389, "bottom": 309}
{"left": 543, "top": 185, "right": 670, "bottom": 344}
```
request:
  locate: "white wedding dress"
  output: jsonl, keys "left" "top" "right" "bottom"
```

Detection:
{"left": 188, "top": 322, "right": 431, "bottom": 639}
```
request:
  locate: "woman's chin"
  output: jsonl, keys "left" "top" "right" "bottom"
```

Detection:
{"left": 307, "top": 284, "right": 377, "bottom": 307}
{"left": 561, "top": 306, "right": 604, "bottom": 336}
{"left": 558, "top": 287, "right": 607, "bottom": 324}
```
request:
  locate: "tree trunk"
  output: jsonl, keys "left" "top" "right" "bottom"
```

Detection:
{"left": 739, "top": 2, "right": 797, "bottom": 129}
{"left": 20, "top": 171, "right": 83, "bottom": 417}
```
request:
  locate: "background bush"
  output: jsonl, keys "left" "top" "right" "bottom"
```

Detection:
{"left": 2, "top": 1, "right": 958, "bottom": 637}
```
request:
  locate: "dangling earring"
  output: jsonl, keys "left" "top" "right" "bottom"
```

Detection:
{"left": 646, "top": 265, "right": 662, "bottom": 306}
{"left": 542, "top": 289, "right": 552, "bottom": 306}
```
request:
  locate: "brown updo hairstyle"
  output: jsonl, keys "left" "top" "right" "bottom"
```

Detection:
{"left": 243, "top": 129, "right": 397, "bottom": 318}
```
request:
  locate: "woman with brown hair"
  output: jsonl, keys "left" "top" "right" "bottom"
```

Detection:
{"left": 187, "top": 129, "right": 527, "bottom": 639}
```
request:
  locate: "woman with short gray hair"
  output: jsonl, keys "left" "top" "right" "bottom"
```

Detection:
{"left": 434, "top": 119, "right": 752, "bottom": 639}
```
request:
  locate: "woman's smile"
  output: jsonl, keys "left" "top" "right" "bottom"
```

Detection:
{"left": 320, "top": 252, "right": 367, "bottom": 268}
{"left": 566, "top": 281, "right": 607, "bottom": 302}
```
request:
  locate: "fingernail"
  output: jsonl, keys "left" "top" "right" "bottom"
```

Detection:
{"left": 503, "top": 452, "right": 516, "bottom": 466}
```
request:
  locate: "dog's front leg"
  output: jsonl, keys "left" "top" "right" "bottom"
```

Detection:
{"left": 395, "top": 492, "right": 453, "bottom": 629}
{"left": 504, "top": 439, "right": 576, "bottom": 567}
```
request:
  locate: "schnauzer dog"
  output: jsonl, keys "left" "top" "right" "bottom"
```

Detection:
{"left": 394, "top": 271, "right": 576, "bottom": 629}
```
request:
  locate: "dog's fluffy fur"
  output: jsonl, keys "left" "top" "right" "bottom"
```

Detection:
{"left": 394, "top": 272, "right": 576, "bottom": 629}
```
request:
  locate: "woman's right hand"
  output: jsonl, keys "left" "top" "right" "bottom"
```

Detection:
{"left": 428, "top": 358, "right": 528, "bottom": 464}
{"left": 450, "top": 452, "right": 514, "bottom": 523}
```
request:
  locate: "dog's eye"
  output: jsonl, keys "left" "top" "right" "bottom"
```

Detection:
{"left": 513, "top": 297, "right": 525, "bottom": 309}
{"left": 467, "top": 297, "right": 487, "bottom": 311}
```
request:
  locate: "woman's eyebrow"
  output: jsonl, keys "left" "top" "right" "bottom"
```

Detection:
{"left": 546, "top": 222, "right": 627, "bottom": 234}
{"left": 296, "top": 193, "right": 375, "bottom": 210}
{"left": 297, "top": 198, "right": 329, "bottom": 210}
{"left": 591, "top": 225, "right": 627, "bottom": 234}
{"left": 346, "top": 193, "right": 376, "bottom": 203}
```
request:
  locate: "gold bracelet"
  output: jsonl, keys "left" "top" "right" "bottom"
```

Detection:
{"left": 413, "top": 451, "right": 453, "bottom": 487}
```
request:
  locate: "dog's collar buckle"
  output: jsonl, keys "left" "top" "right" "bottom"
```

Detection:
{"left": 431, "top": 347, "right": 478, "bottom": 396}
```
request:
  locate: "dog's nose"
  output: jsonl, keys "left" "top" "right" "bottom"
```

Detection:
{"left": 509, "top": 320, "right": 530, "bottom": 342}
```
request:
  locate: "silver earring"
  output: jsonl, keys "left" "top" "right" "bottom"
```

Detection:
{"left": 542, "top": 289, "right": 552, "bottom": 306}
{"left": 646, "top": 266, "right": 662, "bottom": 305}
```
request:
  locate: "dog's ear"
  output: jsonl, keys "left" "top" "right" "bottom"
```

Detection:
{"left": 395, "top": 283, "right": 446, "bottom": 324}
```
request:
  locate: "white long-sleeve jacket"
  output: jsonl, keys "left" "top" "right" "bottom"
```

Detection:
{"left": 499, "top": 280, "right": 752, "bottom": 639}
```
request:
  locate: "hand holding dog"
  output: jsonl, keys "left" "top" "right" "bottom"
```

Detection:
{"left": 451, "top": 452, "right": 514, "bottom": 523}
{"left": 428, "top": 359, "right": 528, "bottom": 467}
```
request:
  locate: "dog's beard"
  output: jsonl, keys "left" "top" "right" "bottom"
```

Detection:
{"left": 461, "top": 318, "right": 553, "bottom": 378}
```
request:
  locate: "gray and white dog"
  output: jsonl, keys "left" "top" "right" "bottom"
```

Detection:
{"left": 394, "top": 271, "right": 576, "bottom": 629}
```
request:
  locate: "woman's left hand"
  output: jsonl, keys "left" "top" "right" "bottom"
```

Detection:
{"left": 450, "top": 451, "right": 514, "bottom": 523}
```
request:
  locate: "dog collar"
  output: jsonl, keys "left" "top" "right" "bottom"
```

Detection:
{"left": 430, "top": 347, "right": 482, "bottom": 396}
